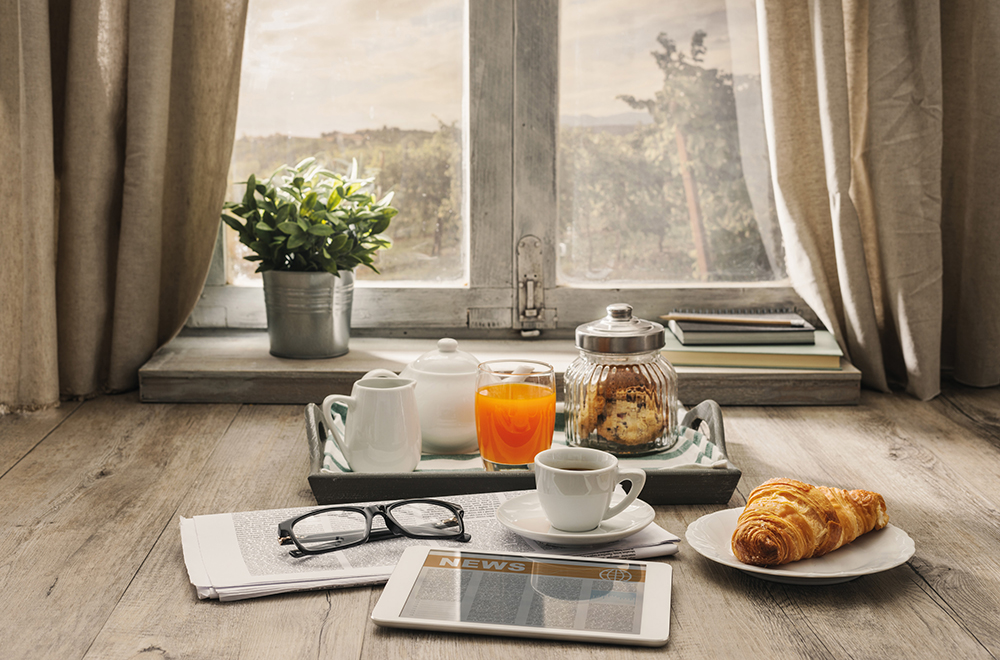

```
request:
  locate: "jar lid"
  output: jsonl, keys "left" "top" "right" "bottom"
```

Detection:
{"left": 406, "top": 338, "right": 480, "bottom": 375}
{"left": 575, "top": 303, "right": 665, "bottom": 354}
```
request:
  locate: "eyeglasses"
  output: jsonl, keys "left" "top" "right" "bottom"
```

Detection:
{"left": 278, "top": 499, "right": 472, "bottom": 557}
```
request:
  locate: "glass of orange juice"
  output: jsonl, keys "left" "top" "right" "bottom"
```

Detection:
{"left": 475, "top": 360, "right": 556, "bottom": 471}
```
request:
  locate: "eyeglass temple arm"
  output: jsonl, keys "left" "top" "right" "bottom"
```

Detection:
{"left": 285, "top": 531, "right": 356, "bottom": 543}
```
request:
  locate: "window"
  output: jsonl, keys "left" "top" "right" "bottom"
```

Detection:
{"left": 225, "top": 1, "right": 467, "bottom": 286}
{"left": 191, "top": 0, "right": 801, "bottom": 337}
{"left": 559, "top": 0, "right": 782, "bottom": 284}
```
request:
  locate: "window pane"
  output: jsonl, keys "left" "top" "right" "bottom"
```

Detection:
{"left": 227, "top": 0, "right": 466, "bottom": 285}
{"left": 558, "top": 0, "right": 784, "bottom": 284}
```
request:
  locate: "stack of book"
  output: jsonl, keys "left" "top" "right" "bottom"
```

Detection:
{"left": 660, "top": 310, "right": 842, "bottom": 370}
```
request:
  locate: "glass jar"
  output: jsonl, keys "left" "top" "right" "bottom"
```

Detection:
{"left": 564, "top": 303, "right": 679, "bottom": 456}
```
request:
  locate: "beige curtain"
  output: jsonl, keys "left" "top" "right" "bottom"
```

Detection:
{"left": 759, "top": 0, "right": 1000, "bottom": 400}
{"left": 1, "top": 0, "right": 247, "bottom": 412}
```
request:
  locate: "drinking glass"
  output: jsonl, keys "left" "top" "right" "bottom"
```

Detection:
{"left": 475, "top": 360, "right": 556, "bottom": 471}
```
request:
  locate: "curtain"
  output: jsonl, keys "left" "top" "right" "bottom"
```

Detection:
{"left": 758, "top": 0, "right": 1000, "bottom": 400}
{"left": 1, "top": 0, "right": 248, "bottom": 412}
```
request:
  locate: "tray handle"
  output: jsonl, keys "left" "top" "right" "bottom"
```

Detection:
{"left": 681, "top": 399, "right": 726, "bottom": 456}
{"left": 305, "top": 403, "right": 326, "bottom": 475}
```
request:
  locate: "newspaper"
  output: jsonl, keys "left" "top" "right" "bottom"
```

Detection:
{"left": 181, "top": 490, "right": 680, "bottom": 601}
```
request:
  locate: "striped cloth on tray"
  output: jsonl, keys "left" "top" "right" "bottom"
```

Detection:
{"left": 321, "top": 426, "right": 728, "bottom": 474}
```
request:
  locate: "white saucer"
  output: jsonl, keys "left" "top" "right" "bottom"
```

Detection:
{"left": 685, "top": 508, "right": 915, "bottom": 585}
{"left": 496, "top": 491, "right": 655, "bottom": 546}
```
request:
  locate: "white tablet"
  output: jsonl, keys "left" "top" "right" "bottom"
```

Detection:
{"left": 371, "top": 546, "right": 672, "bottom": 647}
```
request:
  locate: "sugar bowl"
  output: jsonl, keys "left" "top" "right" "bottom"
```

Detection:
{"left": 399, "top": 338, "right": 480, "bottom": 454}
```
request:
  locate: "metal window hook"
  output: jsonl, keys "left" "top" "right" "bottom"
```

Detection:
{"left": 517, "top": 235, "right": 556, "bottom": 334}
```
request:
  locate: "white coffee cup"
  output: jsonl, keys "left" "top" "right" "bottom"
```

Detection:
{"left": 534, "top": 446, "right": 647, "bottom": 532}
{"left": 320, "top": 374, "right": 422, "bottom": 473}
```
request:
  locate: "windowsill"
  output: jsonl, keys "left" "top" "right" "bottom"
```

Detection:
{"left": 139, "top": 330, "right": 860, "bottom": 406}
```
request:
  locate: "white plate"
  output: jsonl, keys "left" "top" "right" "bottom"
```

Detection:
{"left": 496, "top": 491, "right": 655, "bottom": 546}
{"left": 685, "top": 508, "right": 915, "bottom": 585}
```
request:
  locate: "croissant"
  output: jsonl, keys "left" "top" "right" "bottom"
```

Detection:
{"left": 732, "top": 478, "right": 889, "bottom": 567}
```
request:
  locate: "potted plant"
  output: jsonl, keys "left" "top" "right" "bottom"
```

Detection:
{"left": 222, "top": 157, "right": 397, "bottom": 358}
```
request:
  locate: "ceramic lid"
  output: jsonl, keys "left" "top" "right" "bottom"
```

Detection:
{"left": 406, "top": 338, "right": 480, "bottom": 375}
{"left": 575, "top": 303, "right": 665, "bottom": 354}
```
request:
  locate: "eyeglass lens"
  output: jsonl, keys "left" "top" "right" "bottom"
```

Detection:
{"left": 291, "top": 502, "right": 461, "bottom": 552}
{"left": 388, "top": 501, "right": 461, "bottom": 537}
{"left": 292, "top": 509, "right": 369, "bottom": 553}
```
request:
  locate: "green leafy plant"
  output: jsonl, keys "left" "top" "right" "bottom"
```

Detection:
{"left": 221, "top": 157, "right": 397, "bottom": 274}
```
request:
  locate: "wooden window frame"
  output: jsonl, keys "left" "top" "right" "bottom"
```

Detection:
{"left": 188, "top": 0, "right": 807, "bottom": 338}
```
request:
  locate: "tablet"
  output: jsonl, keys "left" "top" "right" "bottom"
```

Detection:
{"left": 371, "top": 546, "right": 672, "bottom": 647}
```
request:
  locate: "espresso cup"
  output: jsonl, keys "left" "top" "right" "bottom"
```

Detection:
{"left": 533, "top": 446, "right": 647, "bottom": 532}
{"left": 320, "top": 375, "right": 422, "bottom": 473}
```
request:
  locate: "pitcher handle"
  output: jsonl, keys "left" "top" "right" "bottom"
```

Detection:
{"left": 321, "top": 394, "right": 355, "bottom": 457}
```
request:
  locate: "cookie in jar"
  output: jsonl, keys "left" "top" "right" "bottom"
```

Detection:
{"left": 565, "top": 303, "right": 679, "bottom": 455}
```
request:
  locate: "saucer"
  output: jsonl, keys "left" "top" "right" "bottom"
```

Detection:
{"left": 496, "top": 491, "right": 655, "bottom": 546}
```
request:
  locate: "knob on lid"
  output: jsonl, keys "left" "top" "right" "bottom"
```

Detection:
{"left": 575, "top": 303, "right": 665, "bottom": 354}
{"left": 406, "top": 338, "right": 480, "bottom": 374}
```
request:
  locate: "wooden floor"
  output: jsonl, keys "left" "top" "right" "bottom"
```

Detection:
{"left": 2, "top": 381, "right": 999, "bottom": 659}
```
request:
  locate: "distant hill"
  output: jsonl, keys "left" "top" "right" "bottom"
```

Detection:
{"left": 560, "top": 112, "right": 653, "bottom": 128}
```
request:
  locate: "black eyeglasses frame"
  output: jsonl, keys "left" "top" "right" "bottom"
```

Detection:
{"left": 278, "top": 498, "right": 471, "bottom": 557}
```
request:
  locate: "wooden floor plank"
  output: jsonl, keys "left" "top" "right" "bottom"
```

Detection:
{"left": 364, "top": 603, "right": 655, "bottom": 660}
{"left": 0, "top": 400, "right": 82, "bottom": 475}
{"left": 938, "top": 378, "right": 1000, "bottom": 438}
{"left": 83, "top": 403, "right": 372, "bottom": 660}
{"left": 0, "top": 394, "right": 239, "bottom": 660}
{"left": 867, "top": 384, "right": 1000, "bottom": 655}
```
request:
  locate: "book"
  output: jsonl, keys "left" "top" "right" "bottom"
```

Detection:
{"left": 667, "top": 319, "right": 815, "bottom": 345}
{"left": 662, "top": 330, "right": 843, "bottom": 370}
{"left": 662, "top": 310, "right": 816, "bottom": 346}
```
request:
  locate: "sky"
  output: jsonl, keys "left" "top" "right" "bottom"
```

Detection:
{"left": 562, "top": 0, "right": 732, "bottom": 121}
{"left": 234, "top": 0, "right": 761, "bottom": 138}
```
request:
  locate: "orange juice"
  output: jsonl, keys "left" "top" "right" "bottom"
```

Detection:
{"left": 475, "top": 382, "right": 556, "bottom": 466}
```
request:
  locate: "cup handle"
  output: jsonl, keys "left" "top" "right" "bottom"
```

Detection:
{"left": 361, "top": 369, "right": 398, "bottom": 380}
{"left": 603, "top": 468, "right": 647, "bottom": 520}
{"left": 321, "top": 394, "right": 355, "bottom": 457}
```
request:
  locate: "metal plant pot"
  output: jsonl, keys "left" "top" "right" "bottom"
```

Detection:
{"left": 262, "top": 270, "right": 354, "bottom": 359}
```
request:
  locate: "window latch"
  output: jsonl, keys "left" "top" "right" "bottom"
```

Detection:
{"left": 517, "top": 235, "right": 556, "bottom": 333}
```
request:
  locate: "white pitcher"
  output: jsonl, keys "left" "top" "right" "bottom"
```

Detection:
{"left": 320, "top": 374, "right": 422, "bottom": 473}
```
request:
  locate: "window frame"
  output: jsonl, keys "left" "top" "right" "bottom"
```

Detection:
{"left": 188, "top": 0, "right": 807, "bottom": 337}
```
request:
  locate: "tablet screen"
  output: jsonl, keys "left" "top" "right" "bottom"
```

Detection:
{"left": 398, "top": 549, "right": 647, "bottom": 635}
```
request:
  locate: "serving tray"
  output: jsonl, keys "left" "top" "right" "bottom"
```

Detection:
{"left": 305, "top": 400, "right": 741, "bottom": 505}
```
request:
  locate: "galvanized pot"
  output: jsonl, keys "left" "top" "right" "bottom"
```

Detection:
{"left": 262, "top": 270, "right": 354, "bottom": 359}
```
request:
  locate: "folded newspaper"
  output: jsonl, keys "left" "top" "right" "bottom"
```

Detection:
{"left": 181, "top": 490, "right": 680, "bottom": 601}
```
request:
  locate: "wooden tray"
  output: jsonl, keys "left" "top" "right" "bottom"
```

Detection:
{"left": 305, "top": 400, "right": 741, "bottom": 505}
